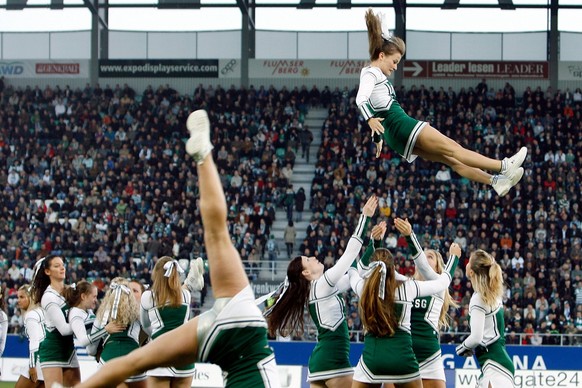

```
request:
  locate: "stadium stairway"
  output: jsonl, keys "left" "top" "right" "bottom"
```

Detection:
{"left": 266, "top": 107, "right": 326, "bottom": 279}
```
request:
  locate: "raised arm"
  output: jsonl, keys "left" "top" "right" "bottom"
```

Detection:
{"left": 412, "top": 243, "right": 460, "bottom": 298}
{"left": 324, "top": 196, "right": 377, "bottom": 285}
{"left": 394, "top": 218, "right": 438, "bottom": 281}
{"left": 358, "top": 221, "right": 386, "bottom": 271}
{"left": 357, "top": 221, "right": 408, "bottom": 282}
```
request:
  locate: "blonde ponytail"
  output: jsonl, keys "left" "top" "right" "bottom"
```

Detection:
{"left": 364, "top": 8, "right": 406, "bottom": 61}
{"left": 469, "top": 250, "right": 504, "bottom": 308}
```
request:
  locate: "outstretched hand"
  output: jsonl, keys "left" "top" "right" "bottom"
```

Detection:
{"left": 370, "top": 221, "right": 387, "bottom": 241}
{"left": 374, "top": 139, "right": 383, "bottom": 158}
{"left": 449, "top": 242, "right": 462, "bottom": 257}
{"left": 368, "top": 117, "right": 385, "bottom": 136}
{"left": 394, "top": 218, "right": 412, "bottom": 236}
{"left": 362, "top": 195, "right": 378, "bottom": 217}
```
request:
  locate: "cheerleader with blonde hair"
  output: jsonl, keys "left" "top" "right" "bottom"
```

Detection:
{"left": 66, "top": 281, "right": 124, "bottom": 360}
{"left": 456, "top": 250, "right": 515, "bottom": 388}
{"left": 396, "top": 218, "right": 459, "bottom": 388}
{"left": 92, "top": 277, "right": 146, "bottom": 388}
{"left": 15, "top": 284, "right": 44, "bottom": 388}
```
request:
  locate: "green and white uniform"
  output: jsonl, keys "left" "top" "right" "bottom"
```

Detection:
{"left": 307, "top": 214, "right": 369, "bottom": 382}
{"left": 39, "top": 285, "right": 79, "bottom": 369}
{"left": 141, "top": 288, "right": 195, "bottom": 378}
{"left": 408, "top": 233, "right": 455, "bottom": 382}
{"left": 352, "top": 239, "right": 458, "bottom": 385}
{"left": 69, "top": 307, "right": 107, "bottom": 354}
{"left": 197, "top": 285, "right": 280, "bottom": 388}
{"left": 457, "top": 294, "right": 515, "bottom": 388}
{"left": 92, "top": 320, "right": 146, "bottom": 383}
{"left": 356, "top": 66, "right": 427, "bottom": 162}
{"left": 21, "top": 307, "right": 45, "bottom": 381}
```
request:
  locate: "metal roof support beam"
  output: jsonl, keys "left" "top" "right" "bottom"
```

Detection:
{"left": 498, "top": 0, "right": 516, "bottom": 10}
{"left": 297, "top": 0, "right": 316, "bottom": 10}
{"left": 548, "top": 0, "right": 558, "bottom": 92}
{"left": 441, "top": 0, "right": 460, "bottom": 10}
{"left": 83, "top": 0, "right": 108, "bottom": 29}
{"left": 157, "top": 0, "right": 201, "bottom": 9}
{"left": 393, "top": 0, "right": 406, "bottom": 88}
{"left": 239, "top": 0, "right": 255, "bottom": 88}
{"left": 337, "top": 0, "right": 351, "bottom": 9}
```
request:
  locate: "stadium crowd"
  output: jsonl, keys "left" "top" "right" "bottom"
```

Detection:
{"left": 0, "top": 79, "right": 581, "bottom": 346}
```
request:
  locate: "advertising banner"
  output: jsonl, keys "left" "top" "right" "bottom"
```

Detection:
{"left": 99, "top": 59, "right": 219, "bottom": 78}
{"left": 0, "top": 60, "right": 88, "bottom": 78}
{"left": 559, "top": 61, "right": 582, "bottom": 81}
{"left": 456, "top": 370, "right": 581, "bottom": 388}
{"left": 402, "top": 60, "right": 548, "bottom": 79}
{"left": 219, "top": 59, "right": 549, "bottom": 80}
{"left": 246, "top": 59, "right": 369, "bottom": 79}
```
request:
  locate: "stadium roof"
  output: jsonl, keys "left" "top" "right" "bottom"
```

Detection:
{"left": 1, "top": 1, "right": 582, "bottom": 10}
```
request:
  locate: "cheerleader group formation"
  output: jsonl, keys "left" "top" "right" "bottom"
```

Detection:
{"left": 15, "top": 253, "right": 205, "bottom": 388}
{"left": 13, "top": 9, "right": 527, "bottom": 388}
{"left": 12, "top": 107, "right": 519, "bottom": 388}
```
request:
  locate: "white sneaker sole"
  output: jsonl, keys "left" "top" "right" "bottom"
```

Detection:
{"left": 504, "top": 147, "right": 527, "bottom": 179}
{"left": 185, "top": 110, "right": 211, "bottom": 158}
{"left": 493, "top": 167, "right": 524, "bottom": 197}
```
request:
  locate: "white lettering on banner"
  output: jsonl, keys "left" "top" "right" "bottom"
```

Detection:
{"left": 262, "top": 60, "right": 306, "bottom": 75}
{"left": 514, "top": 355, "right": 547, "bottom": 370}
{"left": 456, "top": 370, "right": 581, "bottom": 388}
{"left": 443, "top": 353, "right": 455, "bottom": 369}
{"left": 462, "top": 357, "right": 478, "bottom": 369}
{"left": 329, "top": 60, "right": 368, "bottom": 75}
{"left": 433, "top": 62, "right": 467, "bottom": 73}
{"left": 443, "top": 351, "right": 547, "bottom": 370}
{"left": 250, "top": 60, "right": 362, "bottom": 78}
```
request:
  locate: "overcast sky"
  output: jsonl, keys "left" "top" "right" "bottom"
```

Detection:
{"left": 1, "top": 0, "right": 582, "bottom": 33}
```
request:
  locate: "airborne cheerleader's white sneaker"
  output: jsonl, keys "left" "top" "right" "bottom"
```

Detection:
{"left": 184, "top": 257, "right": 205, "bottom": 292}
{"left": 491, "top": 167, "right": 524, "bottom": 197}
{"left": 185, "top": 109, "right": 214, "bottom": 164}
{"left": 501, "top": 146, "right": 527, "bottom": 180}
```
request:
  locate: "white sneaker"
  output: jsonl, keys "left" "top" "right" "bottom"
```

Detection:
{"left": 185, "top": 110, "right": 213, "bottom": 164}
{"left": 184, "top": 257, "right": 205, "bottom": 292}
{"left": 501, "top": 146, "right": 527, "bottom": 180}
{"left": 491, "top": 167, "right": 524, "bottom": 196}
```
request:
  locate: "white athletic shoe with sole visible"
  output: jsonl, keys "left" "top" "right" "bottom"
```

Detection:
{"left": 492, "top": 167, "right": 524, "bottom": 197}
{"left": 184, "top": 257, "right": 205, "bottom": 292}
{"left": 185, "top": 109, "right": 213, "bottom": 164}
{"left": 501, "top": 146, "right": 527, "bottom": 180}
